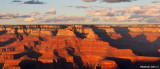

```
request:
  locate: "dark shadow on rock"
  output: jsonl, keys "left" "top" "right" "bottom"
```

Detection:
{"left": 66, "top": 47, "right": 86, "bottom": 69}
{"left": 90, "top": 25, "right": 160, "bottom": 57}
{"left": 15, "top": 28, "right": 23, "bottom": 41}
{"left": 90, "top": 25, "right": 113, "bottom": 42}
{"left": 0, "top": 38, "right": 16, "bottom": 47}
{"left": 54, "top": 49, "right": 74, "bottom": 69}
{"left": 0, "top": 30, "right": 7, "bottom": 36}
{"left": 39, "top": 37, "right": 44, "bottom": 41}
{"left": 27, "top": 50, "right": 42, "bottom": 61}
{"left": 34, "top": 41, "right": 40, "bottom": 46}
{"left": 51, "top": 29, "right": 58, "bottom": 36}
{"left": 74, "top": 30, "right": 86, "bottom": 39}
{"left": 22, "top": 25, "right": 28, "bottom": 36}
{"left": 19, "top": 35, "right": 24, "bottom": 41}
{"left": 60, "top": 25, "right": 68, "bottom": 29}
{"left": 105, "top": 57, "right": 160, "bottom": 69}
{"left": 153, "top": 37, "right": 160, "bottom": 48}
{"left": 37, "top": 25, "right": 41, "bottom": 31}
{"left": 24, "top": 46, "right": 42, "bottom": 61}
{"left": 0, "top": 63, "right": 4, "bottom": 69}
{"left": 19, "top": 59, "right": 55, "bottom": 69}
{"left": 15, "top": 46, "right": 42, "bottom": 61}
{"left": 72, "top": 26, "right": 86, "bottom": 39}
{"left": 18, "top": 60, "right": 44, "bottom": 69}
{"left": 113, "top": 27, "right": 132, "bottom": 39}
{"left": 42, "top": 63, "right": 54, "bottom": 69}
{"left": 133, "top": 60, "right": 160, "bottom": 69}
{"left": 15, "top": 28, "right": 19, "bottom": 37}
{"left": 82, "top": 25, "right": 90, "bottom": 27}
{"left": 96, "top": 66, "right": 101, "bottom": 69}
{"left": 110, "top": 27, "right": 160, "bottom": 57}
{"left": 105, "top": 57, "right": 134, "bottom": 69}
{"left": 14, "top": 52, "right": 27, "bottom": 59}
{"left": 24, "top": 45, "right": 30, "bottom": 50}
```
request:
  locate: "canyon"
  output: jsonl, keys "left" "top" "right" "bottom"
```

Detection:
{"left": 0, "top": 25, "right": 160, "bottom": 69}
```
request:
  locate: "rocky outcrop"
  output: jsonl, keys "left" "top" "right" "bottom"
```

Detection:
{"left": 0, "top": 25, "right": 160, "bottom": 69}
{"left": 57, "top": 29, "right": 76, "bottom": 36}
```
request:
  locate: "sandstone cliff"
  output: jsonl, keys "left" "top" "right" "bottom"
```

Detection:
{"left": 0, "top": 25, "right": 160, "bottom": 69}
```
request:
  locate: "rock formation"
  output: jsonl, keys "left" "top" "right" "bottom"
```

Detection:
{"left": 0, "top": 25, "right": 160, "bottom": 69}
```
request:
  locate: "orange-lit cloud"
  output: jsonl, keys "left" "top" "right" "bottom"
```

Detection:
{"left": 82, "top": 0, "right": 96, "bottom": 2}
{"left": 30, "top": 12, "right": 40, "bottom": 16}
{"left": 45, "top": 9, "right": 56, "bottom": 15}
{"left": 1, "top": 4, "right": 159, "bottom": 23}
{"left": 86, "top": 4, "right": 160, "bottom": 22}
{"left": 17, "top": 17, "right": 40, "bottom": 22}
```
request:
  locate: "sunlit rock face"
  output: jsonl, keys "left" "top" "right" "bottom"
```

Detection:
{"left": 0, "top": 25, "right": 160, "bottom": 69}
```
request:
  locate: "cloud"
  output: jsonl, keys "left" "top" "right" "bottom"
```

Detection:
{"left": 92, "top": 15, "right": 129, "bottom": 22}
{"left": 24, "top": 0, "right": 45, "bottom": 4}
{"left": 152, "top": 0, "right": 160, "bottom": 3}
{"left": 12, "top": 0, "right": 22, "bottom": 2}
{"left": 101, "top": 0, "right": 134, "bottom": 3}
{"left": 146, "top": 17, "right": 160, "bottom": 23}
{"left": 17, "top": 17, "right": 40, "bottom": 22}
{"left": 42, "top": 16, "right": 85, "bottom": 22}
{"left": 86, "top": 4, "right": 160, "bottom": 23}
{"left": 30, "top": 12, "right": 40, "bottom": 16}
{"left": 45, "top": 9, "right": 56, "bottom": 15}
{"left": 67, "top": 6, "right": 88, "bottom": 9}
{"left": 82, "top": 0, "right": 135, "bottom": 3}
{"left": 0, "top": 13, "right": 30, "bottom": 19}
{"left": 125, "top": 5, "right": 160, "bottom": 19}
{"left": 3, "top": 4, "right": 158, "bottom": 23}
{"left": 82, "top": 0, "right": 97, "bottom": 2}
{"left": 67, "top": 5, "right": 109, "bottom": 9}
{"left": 86, "top": 9, "right": 116, "bottom": 16}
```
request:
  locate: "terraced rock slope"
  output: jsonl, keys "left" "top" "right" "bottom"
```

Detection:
{"left": 0, "top": 25, "right": 160, "bottom": 69}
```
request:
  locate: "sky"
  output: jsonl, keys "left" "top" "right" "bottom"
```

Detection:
{"left": 0, "top": 0, "right": 160, "bottom": 25}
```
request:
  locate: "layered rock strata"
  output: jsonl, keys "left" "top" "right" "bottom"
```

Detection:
{"left": 0, "top": 25, "right": 160, "bottom": 69}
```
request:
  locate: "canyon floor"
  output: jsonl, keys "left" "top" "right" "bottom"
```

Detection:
{"left": 0, "top": 25, "right": 160, "bottom": 69}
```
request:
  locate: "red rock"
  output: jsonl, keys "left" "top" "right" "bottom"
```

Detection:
{"left": 96, "top": 60, "right": 118, "bottom": 69}
{"left": 3, "top": 66, "right": 21, "bottom": 69}
{"left": 0, "top": 25, "right": 160, "bottom": 69}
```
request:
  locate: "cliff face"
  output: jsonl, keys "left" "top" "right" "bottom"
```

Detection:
{"left": 0, "top": 25, "right": 160, "bottom": 69}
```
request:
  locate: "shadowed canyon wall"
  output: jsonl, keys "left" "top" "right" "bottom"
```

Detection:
{"left": 0, "top": 25, "right": 160, "bottom": 69}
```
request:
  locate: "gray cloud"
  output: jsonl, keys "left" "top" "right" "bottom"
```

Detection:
{"left": 102, "top": 0, "right": 134, "bottom": 3}
{"left": 86, "top": 9, "right": 116, "bottom": 16}
{"left": 67, "top": 6, "right": 88, "bottom": 9}
{"left": 24, "top": 0, "right": 45, "bottom": 4}
{"left": 0, "top": 13, "right": 30, "bottom": 19}
{"left": 11, "top": 0, "right": 46, "bottom": 4}
{"left": 42, "top": 16, "right": 85, "bottom": 22}
{"left": 82, "top": 0, "right": 97, "bottom": 2}
{"left": 82, "top": 0, "right": 136, "bottom": 3}
{"left": 12, "top": 0, "right": 22, "bottom": 2}
{"left": 85, "top": 4, "right": 160, "bottom": 23}
{"left": 152, "top": 0, "right": 160, "bottom": 3}
{"left": 67, "top": 5, "right": 110, "bottom": 9}
{"left": 146, "top": 17, "right": 160, "bottom": 23}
